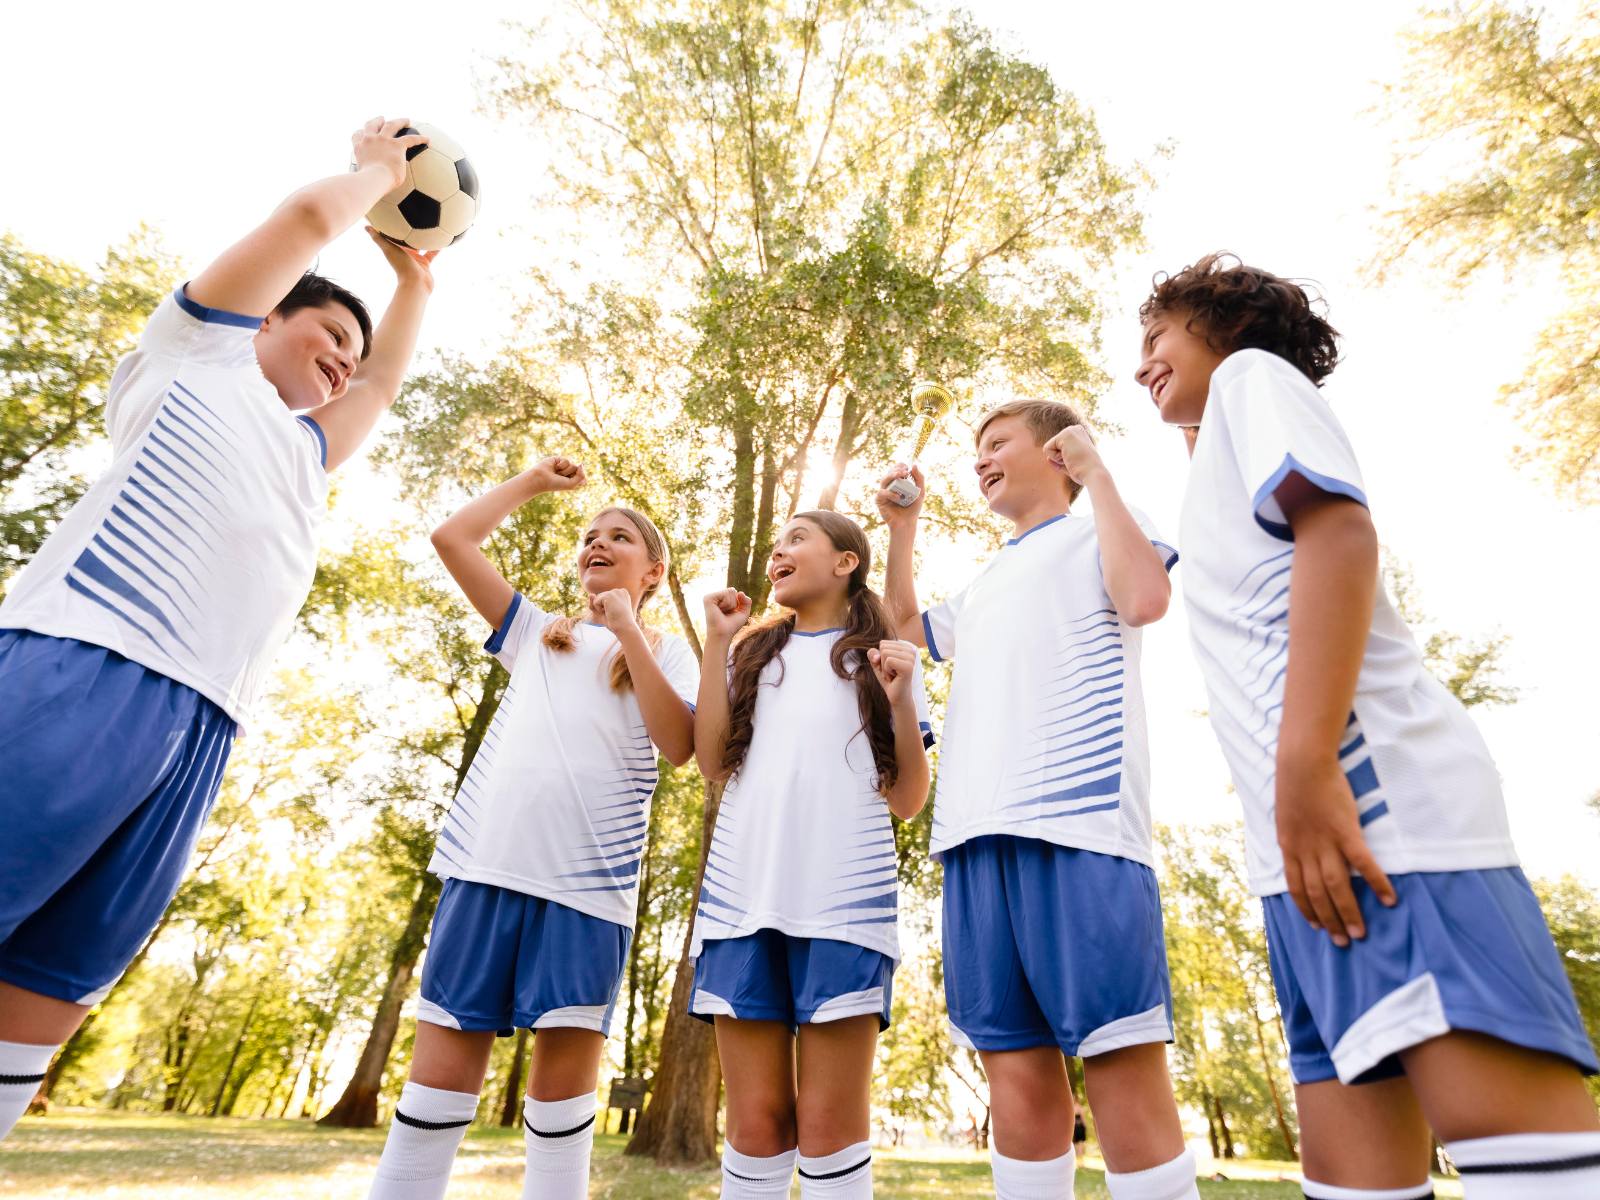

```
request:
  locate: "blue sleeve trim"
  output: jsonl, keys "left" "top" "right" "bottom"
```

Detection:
{"left": 1151, "top": 540, "right": 1179, "bottom": 572}
{"left": 174, "top": 284, "right": 263, "bottom": 330}
{"left": 919, "top": 719, "right": 936, "bottom": 750}
{"left": 1251, "top": 452, "right": 1368, "bottom": 543}
{"left": 685, "top": 701, "right": 697, "bottom": 714}
{"left": 297, "top": 415, "right": 328, "bottom": 467}
{"left": 484, "top": 592, "right": 524, "bottom": 653}
{"left": 921, "top": 609, "right": 943, "bottom": 663}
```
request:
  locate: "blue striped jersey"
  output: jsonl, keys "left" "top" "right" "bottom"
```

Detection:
{"left": 1179, "top": 349, "right": 1517, "bottom": 896}
{"left": 922, "top": 509, "right": 1177, "bottom": 866}
{"left": 0, "top": 287, "right": 328, "bottom": 725}
{"left": 429, "top": 592, "right": 699, "bottom": 929}
{"left": 690, "top": 629, "right": 933, "bottom": 963}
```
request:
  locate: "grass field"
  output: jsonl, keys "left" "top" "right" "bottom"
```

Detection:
{"left": 1, "top": 1111, "right": 1463, "bottom": 1198}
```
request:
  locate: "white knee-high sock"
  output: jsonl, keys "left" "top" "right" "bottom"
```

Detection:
{"left": 990, "top": 1146, "right": 1075, "bottom": 1199}
{"left": 722, "top": 1144, "right": 797, "bottom": 1198}
{"left": 521, "top": 1092, "right": 597, "bottom": 1200}
{"left": 367, "top": 1081, "right": 479, "bottom": 1200}
{"left": 1302, "top": 1181, "right": 1435, "bottom": 1198}
{"left": 1105, "top": 1148, "right": 1201, "bottom": 1200}
{"left": 1448, "top": 1132, "right": 1600, "bottom": 1199}
{"left": 0, "top": 1040, "right": 55, "bottom": 1142}
{"left": 798, "top": 1141, "right": 873, "bottom": 1197}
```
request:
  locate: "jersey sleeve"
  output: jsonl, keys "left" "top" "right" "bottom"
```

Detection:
{"left": 1211, "top": 350, "right": 1368, "bottom": 542}
{"left": 483, "top": 591, "right": 549, "bottom": 672}
{"left": 1127, "top": 505, "right": 1179, "bottom": 572}
{"left": 921, "top": 584, "right": 967, "bottom": 664}
{"left": 657, "top": 633, "right": 701, "bottom": 711}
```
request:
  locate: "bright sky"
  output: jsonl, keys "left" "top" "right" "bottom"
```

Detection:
{"left": 4, "top": 0, "right": 1596, "bottom": 884}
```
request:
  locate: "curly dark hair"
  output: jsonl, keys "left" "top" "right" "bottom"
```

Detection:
{"left": 721, "top": 511, "right": 900, "bottom": 792}
{"left": 1138, "top": 253, "right": 1340, "bottom": 385}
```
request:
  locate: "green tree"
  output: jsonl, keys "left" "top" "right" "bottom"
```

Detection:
{"left": 0, "top": 229, "right": 177, "bottom": 582}
{"left": 1534, "top": 875, "right": 1600, "bottom": 1103}
{"left": 1376, "top": 3, "right": 1600, "bottom": 500}
{"left": 1384, "top": 553, "right": 1517, "bottom": 709}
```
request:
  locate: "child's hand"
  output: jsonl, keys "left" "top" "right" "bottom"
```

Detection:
{"left": 702, "top": 589, "right": 752, "bottom": 640}
{"left": 367, "top": 226, "right": 437, "bottom": 293}
{"left": 1043, "top": 425, "right": 1107, "bottom": 489}
{"left": 588, "top": 588, "right": 640, "bottom": 636}
{"left": 1275, "top": 755, "right": 1398, "bottom": 947}
{"left": 526, "top": 456, "right": 586, "bottom": 494}
{"left": 867, "top": 639, "right": 917, "bottom": 705}
{"left": 351, "top": 116, "right": 427, "bottom": 193}
{"left": 875, "top": 465, "right": 926, "bottom": 526}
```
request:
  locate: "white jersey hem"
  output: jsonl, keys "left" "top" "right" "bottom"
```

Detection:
{"left": 431, "top": 865, "right": 638, "bottom": 931}
{"left": 1248, "top": 840, "right": 1521, "bottom": 897}
{"left": 691, "top": 915, "right": 899, "bottom": 964}
{"left": 931, "top": 822, "right": 1155, "bottom": 869}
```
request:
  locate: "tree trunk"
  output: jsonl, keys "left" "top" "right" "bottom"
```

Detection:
{"left": 316, "top": 871, "right": 441, "bottom": 1128}
{"left": 1247, "top": 999, "right": 1298, "bottom": 1159}
{"left": 814, "top": 389, "right": 861, "bottom": 511}
{"left": 499, "top": 1029, "right": 530, "bottom": 1128}
{"left": 1200, "top": 1083, "right": 1221, "bottom": 1159}
{"left": 625, "top": 779, "right": 725, "bottom": 1165}
{"left": 1212, "top": 1096, "right": 1236, "bottom": 1159}
{"left": 210, "top": 993, "right": 262, "bottom": 1116}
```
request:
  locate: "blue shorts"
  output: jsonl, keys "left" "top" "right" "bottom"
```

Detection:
{"left": 1264, "top": 867, "right": 1600, "bottom": 1085}
{"left": 0, "top": 631, "right": 235, "bottom": 1004}
{"left": 418, "top": 878, "right": 631, "bottom": 1036}
{"left": 690, "top": 930, "right": 894, "bottom": 1029}
{"left": 942, "top": 835, "right": 1174, "bottom": 1056}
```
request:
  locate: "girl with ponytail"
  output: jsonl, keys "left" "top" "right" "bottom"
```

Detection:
{"left": 692, "top": 510, "right": 933, "bottom": 1200}
{"left": 366, "top": 456, "right": 698, "bottom": 1200}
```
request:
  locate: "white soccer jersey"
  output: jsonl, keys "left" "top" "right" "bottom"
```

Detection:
{"left": 0, "top": 288, "right": 328, "bottom": 726}
{"left": 430, "top": 592, "right": 700, "bottom": 929}
{"left": 691, "top": 628, "right": 933, "bottom": 963}
{"left": 922, "top": 509, "right": 1177, "bottom": 866}
{"left": 1180, "top": 349, "right": 1518, "bottom": 896}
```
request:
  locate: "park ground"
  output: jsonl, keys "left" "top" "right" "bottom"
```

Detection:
{"left": 1, "top": 1111, "right": 1465, "bottom": 1198}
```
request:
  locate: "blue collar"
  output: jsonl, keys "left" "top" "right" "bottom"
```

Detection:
{"left": 790, "top": 626, "right": 844, "bottom": 637}
{"left": 1005, "top": 513, "right": 1070, "bottom": 546}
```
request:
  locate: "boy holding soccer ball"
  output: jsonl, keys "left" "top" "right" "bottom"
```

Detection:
{"left": 0, "top": 117, "right": 443, "bottom": 1140}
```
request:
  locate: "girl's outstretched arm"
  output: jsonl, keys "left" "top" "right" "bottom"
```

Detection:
{"left": 431, "top": 457, "right": 586, "bottom": 627}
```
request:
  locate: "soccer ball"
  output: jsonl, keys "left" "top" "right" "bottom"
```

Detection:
{"left": 364, "top": 122, "right": 479, "bottom": 252}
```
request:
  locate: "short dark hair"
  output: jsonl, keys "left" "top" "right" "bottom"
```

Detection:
{"left": 1139, "top": 253, "right": 1340, "bottom": 385}
{"left": 274, "top": 272, "right": 373, "bottom": 360}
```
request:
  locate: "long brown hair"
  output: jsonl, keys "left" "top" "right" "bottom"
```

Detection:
{"left": 542, "top": 505, "right": 666, "bottom": 693}
{"left": 722, "top": 511, "right": 900, "bottom": 791}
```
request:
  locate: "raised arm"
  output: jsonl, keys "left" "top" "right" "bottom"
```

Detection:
{"left": 588, "top": 590, "right": 696, "bottom": 767}
{"left": 187, "top": 117, "right": 425, "bottom": 319}
{"left": 869, "top": 641, "right": 931, "bottom": 820}
{"left": 431, "top": 457, "right": 586, "bottom": 627}
{"left": 693, "top": 590, "right": 752, "bottom": 782}
{"left": 312, "top": 230, "right": 437, "bottom": 470}
{"left": 1045, "top": 426, "right": 1169, "bottom": 627}
{"left": 875, "top": 465, "right": 930, "bottom": 647}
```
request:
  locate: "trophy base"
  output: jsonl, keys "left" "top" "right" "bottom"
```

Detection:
{"left": 886, "top": 476, "right": 922, "bottom": 507}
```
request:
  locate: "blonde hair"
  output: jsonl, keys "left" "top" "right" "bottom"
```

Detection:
{"left": 975, "top": 398, "right": 1089, "bottom": 502}
{"left": 542, "top": 505, "right": 668, "bottom": 692}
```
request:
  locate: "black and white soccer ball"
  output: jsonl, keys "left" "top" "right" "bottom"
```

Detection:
{"left": 365, "top": 122, "right": 479, "bottom": 253}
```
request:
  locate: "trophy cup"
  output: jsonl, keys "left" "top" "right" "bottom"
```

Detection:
{"left": 885, "top": 381, "right": 955, "bottom": 507}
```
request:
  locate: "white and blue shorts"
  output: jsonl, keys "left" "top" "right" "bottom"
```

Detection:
{"left": 690, "top": 929, "right": 894, "bottom": 1029}
{"left": 1263, "top": 866, "right": 1599, "bottom": 1085}
{"left": 0, "top": 631, "right": 235, "bottom": 1005}
{"left": 942, "top": 834, "right": 1174, "bottom": 1056}
{"left": 418, "top": 877, "right": 631, "bottom": 1036}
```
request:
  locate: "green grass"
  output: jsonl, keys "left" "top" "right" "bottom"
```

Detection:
{"left": 0, "top": 1111, "right": 1461, "bottom": 1197}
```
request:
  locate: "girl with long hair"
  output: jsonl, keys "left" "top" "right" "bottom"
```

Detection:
{"left": 366, "top": 455, "right": 698, "bottom": 1200}
{"left": 692, "top": 510, "right": 933, "bottom": 1200}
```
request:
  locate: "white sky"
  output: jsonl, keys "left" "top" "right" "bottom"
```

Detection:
{"left": 4, "top": 0, "right": 1596, "bottom": 884}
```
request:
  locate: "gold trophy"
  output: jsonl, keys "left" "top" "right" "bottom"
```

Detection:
{"left": 885, "top": 381, "right": 955, "bottom": 507}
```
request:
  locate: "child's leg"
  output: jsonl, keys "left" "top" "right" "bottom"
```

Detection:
{"left": 980, "top": 1046, "right": 1079, "bottom": 1198}
{"left": 520, "top": 1026, "right": 604, "bottom": 1200}
{"left": 0, "top": 983, "right": 89, "bottom": 1138}
{"left": 795, "top": 1014, "right": 878, "bottom": 1197}
{"left": 1082, "top": 1042, "right": 1199, "bottom": 1199}
{"left": 1399, "top": 1032, "right": 1600, "bottom": 1197}
{"left": 717, "top": 1016, "right": 799, "bottom": 1197}
{"left": 368, "top": 1021, "right": 494, "bottom": 1200}
{"left": 1294, "top": 1075, "right": 1434, "bottom": 1195}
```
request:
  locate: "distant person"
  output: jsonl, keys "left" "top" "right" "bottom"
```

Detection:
{"left": 369, "top": 460, "right": 698, "bottom": 1199}
{"left": 0, "top": 118, "right": 441, "bottom": 1144}
{"left": 878, "top": 398, "right": 1200, "bottom": 1200}
{"left": 1134, "top": 252, "right": 1600, "bottom": 1199}
{"left": 691, "top": 511, "right": 932, "bottom": 1199}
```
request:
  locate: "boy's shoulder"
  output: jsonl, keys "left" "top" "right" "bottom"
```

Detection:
{"left": 1214, "top": 347, "right": 1319, "bottom": 397}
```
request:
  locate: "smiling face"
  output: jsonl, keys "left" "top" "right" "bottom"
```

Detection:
{"left": 578, "top": 510, "right": 664, "bottom": 605}
{"left": 973, "top": 413, "right": 1070, "bottom": 520}
{"left": 767, "top": 517, "right": 858, "bottom": 610}
{"left": 252, "top": 301, "right": 364, "bottom": 412}
{"left": 1134, "top": 306, "right": 1230, "bottom": 430}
